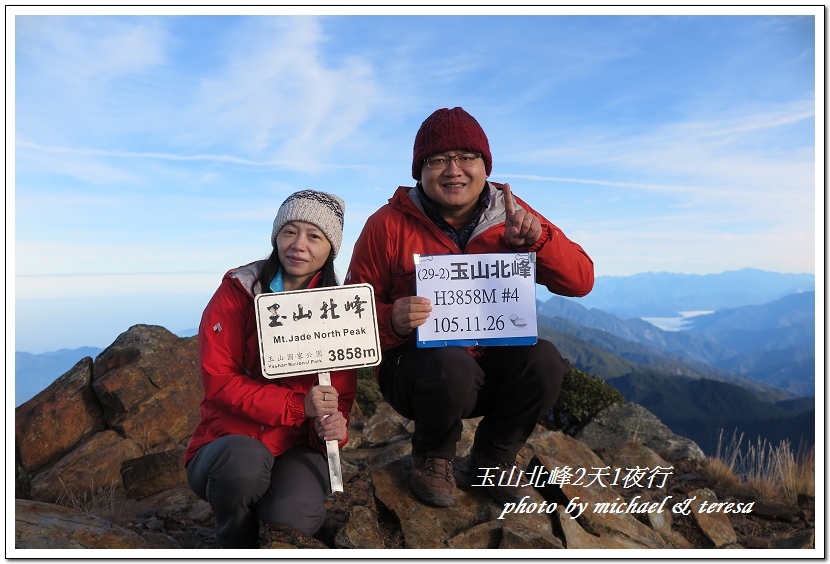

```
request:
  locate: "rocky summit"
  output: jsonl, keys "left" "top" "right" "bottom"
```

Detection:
{"left": 14, "top": 325, "right": 816, "bottom": 553}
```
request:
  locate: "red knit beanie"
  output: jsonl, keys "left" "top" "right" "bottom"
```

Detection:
{"left": 411, "top": 107, "right": 492, "bottom": 180}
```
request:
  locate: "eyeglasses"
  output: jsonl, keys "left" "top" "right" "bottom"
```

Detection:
{"left": 424, "top": 152, "right": 482, "bottom": 170}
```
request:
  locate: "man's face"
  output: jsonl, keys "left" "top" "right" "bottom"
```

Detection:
{"left": 420, "top": 150, "right": 487, "bottom": 219}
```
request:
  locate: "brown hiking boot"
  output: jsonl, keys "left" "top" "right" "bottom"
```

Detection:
{"left": 468, "top": 451, "right": 533, "bottom": 504}
{"left": 411, "top": 455, "right": 456, "bottom": 507}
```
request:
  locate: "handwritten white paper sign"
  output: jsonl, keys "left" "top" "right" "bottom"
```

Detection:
{"left": 414, "top": 252, "right": 538, "bottom": 348}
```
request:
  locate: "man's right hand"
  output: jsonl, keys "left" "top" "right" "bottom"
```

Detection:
{"left": 391, "top": 296, "right": 432, "bottom": 337}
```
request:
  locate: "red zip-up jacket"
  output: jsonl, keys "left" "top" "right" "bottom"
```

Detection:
{"left": 184, "top": 261, "right": 357, "bottom": 466}
{"left": 344, "top": 182, "right": 594, "bottom": 353}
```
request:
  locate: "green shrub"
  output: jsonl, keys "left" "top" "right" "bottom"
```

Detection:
{"left": 355, "top": 367, "right": 382, "bottom": 418}
{"left": 544, "top": 366, "right": 624, "bottom": 435}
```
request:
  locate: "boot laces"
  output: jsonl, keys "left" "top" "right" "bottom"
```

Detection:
{"left": 425, "top": 457, "right": 453, "bottom": 479}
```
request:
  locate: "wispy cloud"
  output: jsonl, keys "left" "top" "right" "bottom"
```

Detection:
{"left": 178, "top": 17, "right": 380, "bottom": 168}
{"left": 16, "top": 16, "right": 169, "bottom": 82}
{"left": 16, "top": 16, "right": 383, "bottom": 172}
{"left": 506, "top": 99, "right": 815, "bottom": 227}
{"left": 16, "top": 140, "right": 373, "bottom": 170}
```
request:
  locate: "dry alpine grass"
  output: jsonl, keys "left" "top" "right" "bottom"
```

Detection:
{"left": 702, "top": 430, "right": 815, "bottom": 505}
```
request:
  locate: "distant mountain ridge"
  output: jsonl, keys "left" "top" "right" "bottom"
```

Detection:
{"left": 15, "top": 348, "right": 104, "bottom": 407}
{"left": 15, "top": 329, "right": 197, "bottom": 406}
{"left": 538, "top": 290, "right": 815, "bottom": 398}
{"left": 535, "top": 321, "right": 813, "bottom": 455}
{"left": 607, "top": 372, "right": 814, "bottom": 455}
{"left": 538, "top": 295, "right": 731, "bottom": 365}
{"left": 536, "top": 315, "right": 784, "bottom": 399}
{"left": 550, "top": 268, "right": 815, "bottom": 318}
{"left": 686, "top": 291, "right": 815, "bottom": 352}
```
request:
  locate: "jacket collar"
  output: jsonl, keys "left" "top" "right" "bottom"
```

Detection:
{"left": 227, "top": 260, "right": 323, "bottom": 298}
{"left": 392, "top": 181, "right": 508, "bottom": 245}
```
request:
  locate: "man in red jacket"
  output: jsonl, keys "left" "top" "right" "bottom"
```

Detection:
{"left": 345, "top": 107, "right": 594, "bottom": 507}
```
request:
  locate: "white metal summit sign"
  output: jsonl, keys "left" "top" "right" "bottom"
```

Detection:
{"left": 255, "top": 284, "right": 381, "bottom": 378}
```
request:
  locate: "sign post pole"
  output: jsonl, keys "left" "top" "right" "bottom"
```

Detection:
{"left": 317, "top": 370, "right": 344, "bottom": 493}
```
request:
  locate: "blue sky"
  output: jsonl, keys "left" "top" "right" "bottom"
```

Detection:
{"left": 10, "top": 8, "right": 821, "bottom": 353}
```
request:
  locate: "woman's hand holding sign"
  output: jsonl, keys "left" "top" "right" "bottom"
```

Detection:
{"left": 502, "top": 183, "right": 541, "bottom": 248}
{"left": 306, "top": 384, "right": 347, "bottom": 440}
{"left": 305, "top": 384, "right": 339, "bottom": 418}
{"left": 314, "top": 411, "right": 347, "bottom": 442}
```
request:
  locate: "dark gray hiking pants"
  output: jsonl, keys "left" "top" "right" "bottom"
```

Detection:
{"left": 185, "top": 435, "right": 329, "bottom": 548}
{"left": 378, "top": 339, "right": 566, "bottom": 464}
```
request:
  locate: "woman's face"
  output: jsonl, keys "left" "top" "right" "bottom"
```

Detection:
{"left": 276, "top": 221, "right": 332, "bottom": 291}
{"left": 420, "top": 150, "right": 487, "bottom": 221}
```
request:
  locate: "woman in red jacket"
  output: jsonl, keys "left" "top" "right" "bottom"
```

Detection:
{"left": 185, "top": 190, "right": 356, "bottom": 548}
